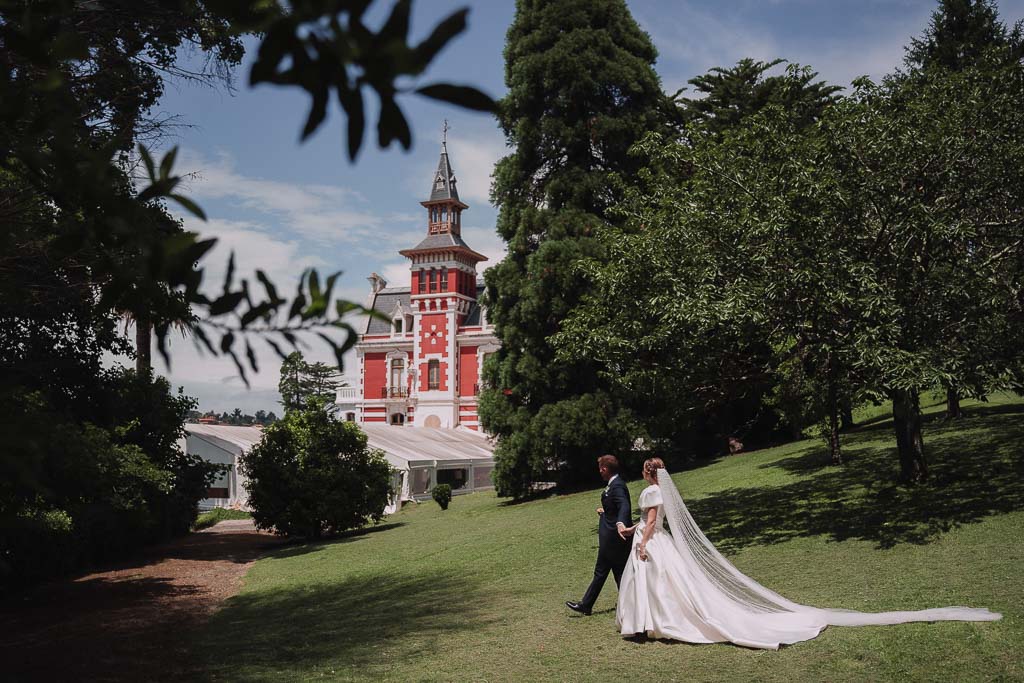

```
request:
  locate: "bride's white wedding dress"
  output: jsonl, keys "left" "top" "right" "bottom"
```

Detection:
{"left": 616, "top": 469, "right": 1002, "bottom": 650}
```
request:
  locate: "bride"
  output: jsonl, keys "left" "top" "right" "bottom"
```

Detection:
{"left": 616, "top": 458, "right": 1002, "bottom": 649}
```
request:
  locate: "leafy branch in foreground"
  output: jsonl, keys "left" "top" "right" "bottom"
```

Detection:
{"left": 1, "top": 0, "right": 493, "bottom": 379}
{"left": 231, "top": 0, "right": 496, "bottom": 158}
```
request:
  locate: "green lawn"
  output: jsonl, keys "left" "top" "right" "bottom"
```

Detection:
{"left": 194, "top": 394, "right": 1024, "bottom": 682}
{"left": 193, "top": 507, "right": 252, "bottom": 531}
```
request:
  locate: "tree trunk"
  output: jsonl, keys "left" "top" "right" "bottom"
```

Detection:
{"left": 892, "top": 389, "right": 928, "bottom": 483}
{"left": 827, "top": 360, "right": 842, "bottom": 465}
{"left": 946, "top": 387, "right": 962, "bottom": 419}
{"left": 135, "top": 313, "right": 152, "bottom": 375}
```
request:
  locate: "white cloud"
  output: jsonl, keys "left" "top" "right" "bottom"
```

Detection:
{"left": 183, "top": 216, "right": 329, "bottom": 298}
{"left": 451, "top": 130, "right": 506, "bottom": 205}
{"left": 463, "top": 223, "right": 507, "bottom": 270}
{"left": 381, "top": 261, "right": 412, "bottom": 288}
{"left": 638, "top": 1, "right": 932, "bottom": 94}
{"left": 176, "top": 149, "right": 384, "bottom": 246}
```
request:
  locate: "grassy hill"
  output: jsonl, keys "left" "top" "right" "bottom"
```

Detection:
{"left": 194, "top": 394, "right": 1024, "bottom": 682}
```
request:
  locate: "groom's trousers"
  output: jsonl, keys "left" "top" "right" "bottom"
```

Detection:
{"left": 580, "top": 539, "right": 629, "bottom": 611}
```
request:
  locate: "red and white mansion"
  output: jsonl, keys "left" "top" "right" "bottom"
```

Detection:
{"left": 336, "top": 141, "right": 499, "bottom": 430}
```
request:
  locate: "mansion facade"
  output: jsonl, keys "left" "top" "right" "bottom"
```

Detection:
{"left": 336, "top": 141, "right": 499, "bottom": 431}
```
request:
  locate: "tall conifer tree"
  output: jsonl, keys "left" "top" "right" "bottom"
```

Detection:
{"left": 480, "top": 0, "right": 670, "bottom": 497}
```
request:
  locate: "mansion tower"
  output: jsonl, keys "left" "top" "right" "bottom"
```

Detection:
{"left": 337, "top": 141, "right": 499, "bottom": 429}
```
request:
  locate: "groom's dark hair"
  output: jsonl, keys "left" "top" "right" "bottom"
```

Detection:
{"left": 597, "top": 454, "right": 619, "bottom": 474}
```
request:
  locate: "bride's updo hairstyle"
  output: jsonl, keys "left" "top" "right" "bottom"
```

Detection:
{"left": 643, "top": 457, "right": 666, "bottom": 479}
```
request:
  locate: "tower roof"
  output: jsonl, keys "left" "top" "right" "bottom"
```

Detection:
{"left": 399, "top": 232, "right": 488, "bottom": 262}
{"left": 427, "top": 142, "right": 460, "bottom": 202}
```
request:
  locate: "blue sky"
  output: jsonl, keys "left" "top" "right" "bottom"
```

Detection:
{"left": 143, "top": 0, "right": 1024, "bottom": 413}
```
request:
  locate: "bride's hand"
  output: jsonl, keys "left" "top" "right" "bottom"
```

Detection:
{"left": 637, "top": 543, "right": 648, "bottom": 561}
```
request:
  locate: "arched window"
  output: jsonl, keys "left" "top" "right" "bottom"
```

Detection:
{"left": 441, "top": 267, "right": 448, "bottom": 292}
{"left": 390, "top": 413, "right": 406, "bottom": 425}
{"left": 428, "top": 359, "right": 440, "bottom": 390}
{"left": 418, "top": 269, "right": 426, "bottom": 293}
{"left": 345, "top": 412, "right": 355, "bottom": 422}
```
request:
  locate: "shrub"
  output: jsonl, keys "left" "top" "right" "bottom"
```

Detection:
{"left": 241, "top": 399, "right": 393, "bottom": 538}
{"left": 431, "top": 484, "right": 452, "bottom": 510}
{"left": 0, "top": 370, "right": 223, "bottom": 591}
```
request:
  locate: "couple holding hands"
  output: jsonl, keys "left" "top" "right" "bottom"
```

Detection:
{"left": 566, "top": 455, "right": 1000, "bottom": 650}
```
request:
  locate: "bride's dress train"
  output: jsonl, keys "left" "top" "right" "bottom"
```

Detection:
{"left": 616, "top": 469, "right": 1001, "bottom": 650}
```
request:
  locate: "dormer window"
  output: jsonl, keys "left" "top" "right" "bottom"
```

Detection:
{"left": 393, "top": 317, "right": 403, "bottom": 335}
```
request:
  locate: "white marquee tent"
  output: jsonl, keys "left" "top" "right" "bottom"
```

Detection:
{"left": 181, "top": 422, "right": 495, "bottom": 515}
{"left": 360, "top": 425, "right": 495, "bottom": 513}
{"left": 180, "top": 423, "right": 264, "bottom": 510}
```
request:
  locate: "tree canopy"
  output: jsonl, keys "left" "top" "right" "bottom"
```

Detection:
{"left": 557, "top": 54, "right": 1024, "bottom": 483}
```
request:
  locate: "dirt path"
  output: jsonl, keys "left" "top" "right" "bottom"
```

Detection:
{"left": 0, "top": 519, "right": 285, "bottom": 682}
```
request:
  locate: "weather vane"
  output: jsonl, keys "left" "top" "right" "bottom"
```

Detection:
{"left": 442, "top": 119, "right": 449, "bottom": 145}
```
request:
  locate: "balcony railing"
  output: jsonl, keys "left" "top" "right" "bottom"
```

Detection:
{"left": 381, "top": 387, "right": 409, "bottom": 399}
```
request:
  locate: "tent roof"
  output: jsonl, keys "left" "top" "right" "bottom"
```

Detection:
{"left": 360, "top": 424, "right": 494, "bottom": 468}
{"left": 185, "top": 424, "right": 264, "bottom": 454}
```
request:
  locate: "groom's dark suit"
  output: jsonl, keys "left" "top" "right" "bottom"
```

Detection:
{"left": 580, "top": 475, "right": 632, "bottom": 612}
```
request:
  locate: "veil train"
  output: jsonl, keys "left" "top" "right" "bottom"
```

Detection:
{"left": 654, "top": 468, "right": 1000, "bottom": 646}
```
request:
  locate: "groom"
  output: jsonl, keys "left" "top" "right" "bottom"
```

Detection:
{"left": 566, "top": 454, "right": 633, "bottom": 616}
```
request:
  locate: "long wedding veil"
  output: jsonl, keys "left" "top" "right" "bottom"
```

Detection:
{"left": 655, "top": 468, "right": 1002, "bottom": 628}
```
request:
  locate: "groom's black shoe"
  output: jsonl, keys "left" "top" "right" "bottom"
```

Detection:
{"left": 565, "top": 601, "right": 592, "bottom": 616}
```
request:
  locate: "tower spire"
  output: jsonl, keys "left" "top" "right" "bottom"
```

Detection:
{"left": 428, "top": 128, "right": 460, "bottom": 203}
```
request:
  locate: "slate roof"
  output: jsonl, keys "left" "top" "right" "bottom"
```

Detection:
{"left": 406, "top": 232, "right": 482, "bottom": 253}
{"left": 363, "top": 283, "right": 486, "bottom": 334}
{"left": 463, "top": 288, "right": 485, "bottom": 326}
{"left": 428, "top": 142, "right": 459, "bottom": 202}
{"left": 366, "top": 287, "right": 410, "bottom": 334}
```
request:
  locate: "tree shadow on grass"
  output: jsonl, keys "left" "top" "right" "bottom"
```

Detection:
{"left": 2, "top": 575, "right": 222, "bottom": 682}
{"left": 688, "top": 404, "right": 1024, "bottom": 552}
{"left": 194, "top": 569, "right": 493, "bottom": 682}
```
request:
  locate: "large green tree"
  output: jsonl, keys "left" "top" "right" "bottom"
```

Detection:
{"left": 278, "top": 351, "right": 343, "bottom": 413}
{"left": 678, "top": 58, "right": 841, "bottom": 137}
{"left": 906, "top": 0, "right": 1023, "bottom": 71}
{"left": 904, "top": 0, "right": 1024, "bottom": 418}
{"left": 678, "top": 59, "right": 847, "bottom": 460}
{"left": 479, "top": 0, "right": 671, "bottom": 497}
{"left": 559, "top": 58, "right": 1024, "bottom": 484}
